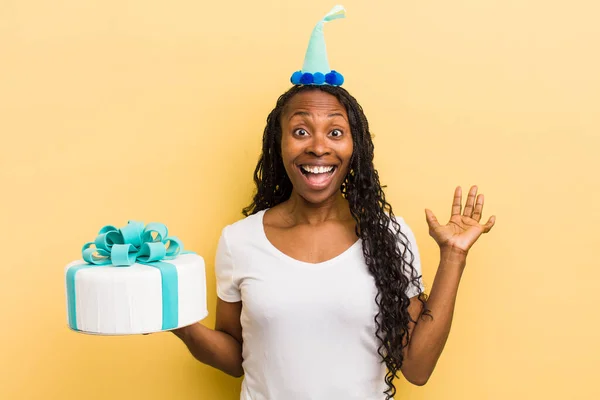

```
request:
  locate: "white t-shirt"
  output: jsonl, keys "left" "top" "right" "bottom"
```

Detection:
{"left": 215, "top": 209, "right": 425, "bottom": 400}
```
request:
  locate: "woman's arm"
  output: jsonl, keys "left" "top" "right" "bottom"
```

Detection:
{"left": 401, "top": 185, "right": 495, "bottom": 385}
{"left": 400, "top": 247, "right": 466, "bottom": 386}
{"left": 172, "top": 298, "right": 244, "bottom": 377}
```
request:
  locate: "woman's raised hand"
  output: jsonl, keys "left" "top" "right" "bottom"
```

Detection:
{"left": 424, "top": 185, "right": 496, "bottom": 255}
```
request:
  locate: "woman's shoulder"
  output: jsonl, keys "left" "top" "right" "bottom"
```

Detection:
{"left": 386, "top": 214, "right": 421, "bottom": 255}
{"left": 220, "top": 209, "right": 267, "bottom": 244}
{"left": 385, "top": 212, "right": 414, "bottom": 232}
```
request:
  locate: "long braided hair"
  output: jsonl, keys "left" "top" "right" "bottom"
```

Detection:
{"left": 242, "top": 84, "right": 429, "bottom": 398}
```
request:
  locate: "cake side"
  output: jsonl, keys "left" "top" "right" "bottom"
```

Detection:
{"left": 171, "top": 253, "right": 209, "bottom": 329}
{"left": 65, "top": 253, "right": 208, "bottom": 335}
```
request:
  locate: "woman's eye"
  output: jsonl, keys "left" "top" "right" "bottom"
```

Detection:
{"left": 294, "top": 129, "right": 308, "bottom": 136}
{"left": 330, "top": 129, "right": 343, "bottom": 137}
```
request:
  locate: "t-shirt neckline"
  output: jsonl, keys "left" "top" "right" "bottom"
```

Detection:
{"left": 257, "top": 209, "right": 361, "bottom": 268}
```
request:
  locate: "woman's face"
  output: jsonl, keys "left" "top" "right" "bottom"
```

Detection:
{"left": 280, "top": 90, "right": 353, "bottom": 205}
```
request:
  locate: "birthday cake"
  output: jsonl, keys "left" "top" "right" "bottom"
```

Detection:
{"left": 65, "top": 221, "right": 208, "bottom": 335}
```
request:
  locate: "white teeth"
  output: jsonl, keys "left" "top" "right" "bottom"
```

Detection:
{"left": 301, "top": 165, "right": 334, "bottom": 174}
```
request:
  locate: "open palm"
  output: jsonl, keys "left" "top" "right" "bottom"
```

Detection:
{"left": 425, "top": 185, "right": 496, "bottom": 254}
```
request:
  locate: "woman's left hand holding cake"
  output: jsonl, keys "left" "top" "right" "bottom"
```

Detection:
{"left": 65, "top": 220, "right": 208, "bottom": 335}
{"left": 169, "top": 299, "right": 244, "bottom": 377}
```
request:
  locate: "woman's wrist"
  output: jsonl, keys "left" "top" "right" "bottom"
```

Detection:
{"left": 439, "top": 245, "right": 468, "bottom": 268}
{"left": 171, "top": 323, "right": 196, "bottom": 341}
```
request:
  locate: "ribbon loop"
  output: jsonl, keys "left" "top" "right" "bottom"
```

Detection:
{"left": 82, "top": 246, "right": 110, "bottom": 265}
{"left": 164, "top": 237, "right": 182, "bottom": 258}
{"left": 143, "top": 223, "right": 168, "bottom": 243}
{"left": 120, "top": 221, "right": 144, "bottom": 248}
{"left": 110, "top": 243, "right": 138, "bottom": 266}
{"left": 94, "top": 233, "right": 110, "bottom": 252}
{"left": 98, "top": 225, "right": 119, "bottom": 235}
{"left": 137, "top": 242, "right": 167, "bottom": 263}
{"left": 105, "top": 230, "right": 124, "bottom": 246}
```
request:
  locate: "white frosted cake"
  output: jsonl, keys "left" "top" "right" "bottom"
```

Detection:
{"left": 65, "top": 221, "right": 208, "bottom": 335}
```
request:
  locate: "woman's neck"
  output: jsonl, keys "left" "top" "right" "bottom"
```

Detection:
{"left": 280, "top": 191, "right": 352, "bottom": 225}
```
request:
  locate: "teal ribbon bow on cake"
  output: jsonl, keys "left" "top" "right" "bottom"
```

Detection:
{"left": 66, "top": 221, "right": 189, "bottom": 332}
{"left": 81, "top": 221, "right": 183, "bottom": 266}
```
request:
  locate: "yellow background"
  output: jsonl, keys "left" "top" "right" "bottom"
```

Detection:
{"left": 1, "top": 0, "right": 598, "bottom": 398}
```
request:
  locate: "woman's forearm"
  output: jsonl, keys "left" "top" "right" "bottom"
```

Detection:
{"left": 402, "top": 247, "right": 467, "bottom": 385}
{"left": 173, "top": 323, "right": 244, "bottom": 377}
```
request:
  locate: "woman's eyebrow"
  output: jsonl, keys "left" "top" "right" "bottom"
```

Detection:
{"left": 288, "top": 111, "right": 311, "bottom": 121}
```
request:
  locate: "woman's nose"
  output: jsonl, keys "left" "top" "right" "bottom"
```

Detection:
{"left": 305, "top": 133, "right": 330, "bottom": 156}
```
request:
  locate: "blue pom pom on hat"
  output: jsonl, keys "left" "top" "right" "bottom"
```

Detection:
{"left": 290, "top": 5, "right": 346, "bottom": 87}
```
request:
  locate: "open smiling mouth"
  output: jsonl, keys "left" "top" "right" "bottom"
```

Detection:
{"left": 297, "top": 164, "right": 337, "bottom": 189}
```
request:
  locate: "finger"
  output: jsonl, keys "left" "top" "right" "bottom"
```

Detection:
{"left": 472, "top": 194, "right": 484, "bottom": 222}
{"left": 451, "top": 186, "right": 462, "bottom": 216}
{"left": 482, "top": 215, "right": 496, "bottom": 233}
{"left": 425, "top": 208, "right": 441, "bottom": 230}
{"left": 463, "top": 185, "right": 478, "bottom": 217}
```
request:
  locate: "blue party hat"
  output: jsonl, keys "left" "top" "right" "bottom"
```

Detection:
{"left": 290, "top": 5, "right": 346, "bottom": 86}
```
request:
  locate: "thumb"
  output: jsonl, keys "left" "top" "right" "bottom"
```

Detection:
{"left": 482, "top": 215, "right": 496, "bottom": 233}
{"left": 425, "top": 208, "right": 441, "bottom": 229}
